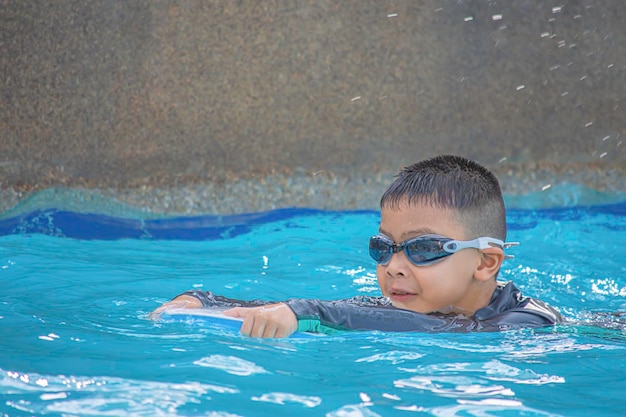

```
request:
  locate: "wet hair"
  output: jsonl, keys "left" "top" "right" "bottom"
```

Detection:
{"left": 380, "top": 155, "right": 507, "bottom": 240}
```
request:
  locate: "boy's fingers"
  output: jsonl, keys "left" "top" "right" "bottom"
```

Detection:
{"left": 149, "top": 299, "right": 197, "bottom": 320}
{"left": 224, "top": 304, "right": 297, "bottom": 338}
{"left": 148, "top": 310, "right": 163, "bottom": 320}
{"left": 252, "top": 321, "right": 268, "bottom": 338}
{"left": 260, "top": 305, "right": 297, "bottom": 338}
{"left": 272, "top": 323, "right": 291, "bottom": 339}
{"left": 150, "top": 295, "right": 205, "bottom": 320}
{"left": 240, "top": 314, "right": 265, "bottom": 337}
{"left": 275, "top": 323, "right": 293, "bottom": 338}
{"left": 260, "top": 321, "right": 278, "bottom": 338}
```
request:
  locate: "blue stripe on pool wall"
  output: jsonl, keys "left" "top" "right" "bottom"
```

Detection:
{"left": 0, "top": 208, "right": 366, "bottom": 240}
{"left": 0, "top": 202, "right": 624, "bottom": 240}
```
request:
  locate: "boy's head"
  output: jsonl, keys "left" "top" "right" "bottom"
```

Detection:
{"left": 380, "top": 154, "right": 506, "bottom": 241}
{"left": 373, "top": 155, "right": 509, "bottom": 315}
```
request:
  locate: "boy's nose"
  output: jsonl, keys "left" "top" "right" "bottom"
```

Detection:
{"left": 384, "top": 250, "right": 412, "bottom": 276}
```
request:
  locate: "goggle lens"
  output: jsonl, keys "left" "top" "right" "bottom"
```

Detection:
{"left": 369, "top": 235, "right": 451, "bottom": 266}
{"left": 368, "top": 235, "right": 393, "bottom": 264}
{"left": 404, "top": 238, "right": 449, "bottom": 264}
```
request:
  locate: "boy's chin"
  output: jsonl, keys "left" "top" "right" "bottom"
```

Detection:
{"left": 390, "top": 301, "right": 472, "bottom": 316}
{"left": 389, "top": 299, "right": 430, "bottom": 314}
{"left": 435, "top": 305, "right": 474, "bottom": 316}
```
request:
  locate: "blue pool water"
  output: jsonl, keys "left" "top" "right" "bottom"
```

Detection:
{"left": 1, "top": 202, "right": 626, "bottom": 416}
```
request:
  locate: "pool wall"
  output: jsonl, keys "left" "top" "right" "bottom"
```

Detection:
{"left": 2, "top": 1, "right": 625, "bottom": 215}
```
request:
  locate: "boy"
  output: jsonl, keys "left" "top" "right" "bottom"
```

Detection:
{"left": 151, "top": 155, "right": 562, "bottom": 337}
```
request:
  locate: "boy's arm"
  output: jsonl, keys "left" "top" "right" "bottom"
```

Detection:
{"left": 283, "top": 298, "right": 562, "bottom": 334}
{"left": 222, "top": 298, "right": 450, "bottom": 338}
{"left": 149, "top": 290, "right": 270, "bottom": 320}
{"left": 222, "top": 297, "right": 559, "bottom": 337}
{"left": 285, "top": 298, "right": 461, "bottom": 334}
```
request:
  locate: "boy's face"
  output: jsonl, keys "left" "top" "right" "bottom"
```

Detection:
{"left": 376, "top": 199, "right": 494, "bottom": 315}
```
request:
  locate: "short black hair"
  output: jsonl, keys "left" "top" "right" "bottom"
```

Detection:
{"left": 380, "top": 155, "right": 506, "bottom": 240}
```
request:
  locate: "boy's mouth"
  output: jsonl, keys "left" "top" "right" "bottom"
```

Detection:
{"left": 389, "top": 289, "right": 416, "bottom": 302}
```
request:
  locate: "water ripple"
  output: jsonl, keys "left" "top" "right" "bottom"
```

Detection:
{"left": 355, "top": 350, "right": 425, "bottom": 365}
{"left": 251, "top": 392, "right": 322, "bottom": 408}
{"left": 193, "top": 354, "right": 269, "bottom": 376}
{"left": 1, "top": 368, "right": 237, "bottom": 416}
{"left": 394, "top": 375, "right": 515, "bottom": 398}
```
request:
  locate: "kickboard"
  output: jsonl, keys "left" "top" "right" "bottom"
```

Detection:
{"left": 161, "top": 308, "right": 322, "bottom": 338}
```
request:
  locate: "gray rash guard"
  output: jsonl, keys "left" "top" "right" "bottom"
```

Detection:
{"left": 180, "top": 281, "right": 562, "bottom": 335}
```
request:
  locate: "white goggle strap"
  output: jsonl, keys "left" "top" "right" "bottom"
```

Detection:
{"left": 443, "top": 238, "right": 520, "bottom": 259}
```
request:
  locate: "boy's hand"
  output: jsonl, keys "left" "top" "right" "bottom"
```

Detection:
{"left": 149, "top": 295, "right": 203, "bottom": 320}
{"left": 223, "top": 303, "right": 297, "bottom": 338}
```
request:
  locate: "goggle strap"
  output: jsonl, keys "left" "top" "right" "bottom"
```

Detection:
{"left": 503, "top": 242, "right": 519, "bottom": 260}
{"left": 443, "top": 238, "right": 520, "bottom": 253}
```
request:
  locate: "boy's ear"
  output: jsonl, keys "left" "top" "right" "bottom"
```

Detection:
{"left": 474, "top": 248, "right": 505, "bottom": 282}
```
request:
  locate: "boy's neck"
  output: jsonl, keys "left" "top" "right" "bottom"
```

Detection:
{"left": 439, "top": 279, "right": 498, "bottom": 316}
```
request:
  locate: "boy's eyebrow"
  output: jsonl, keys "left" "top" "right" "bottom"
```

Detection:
{"left": 378, "top": 227, "right": 439, "bottom": 241}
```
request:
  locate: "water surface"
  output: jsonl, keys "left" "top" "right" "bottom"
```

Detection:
{"left": 1, "top": 204, "right": 625, "bottom": 416}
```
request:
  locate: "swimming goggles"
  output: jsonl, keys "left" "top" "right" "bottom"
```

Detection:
{"left": 369, "top": 233, "right": 519, "bottom": 266}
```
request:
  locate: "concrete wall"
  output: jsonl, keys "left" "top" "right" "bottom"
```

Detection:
{"left": 1, "top": 1, "right": 624, "bottom": 214}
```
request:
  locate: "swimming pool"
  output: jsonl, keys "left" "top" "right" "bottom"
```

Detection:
{"left": 1, "top": 201, "right": 625, "bottom": 416}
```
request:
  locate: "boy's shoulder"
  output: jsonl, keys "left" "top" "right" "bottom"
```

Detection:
{"left": 475, "top": 281, "right": 563, "bottom": 326}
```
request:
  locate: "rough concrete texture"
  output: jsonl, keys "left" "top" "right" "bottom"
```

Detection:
{"left": 1, "top": 1, "right": 625, "bottom": 216}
